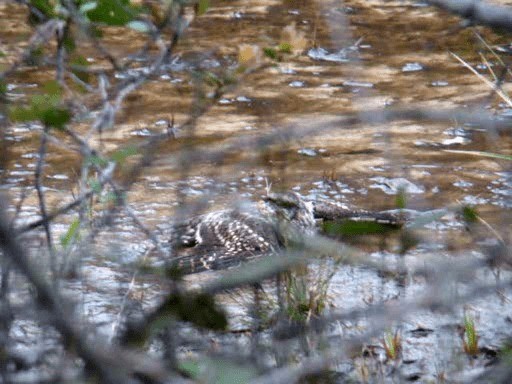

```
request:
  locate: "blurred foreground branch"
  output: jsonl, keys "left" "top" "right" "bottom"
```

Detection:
{"left": 426, "top": 0, "right": 512, "bottom": 30}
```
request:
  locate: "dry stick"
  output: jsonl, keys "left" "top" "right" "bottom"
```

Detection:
{"left": 34, "top": 127, "right": 54, "bottom": 252}
{"left": 0, "top": 19, "right": 65, "bottom": 80}
{"left": 474, "top": 31, "right": 512, "bottom": 79}
{"left": 16, "top": 162, "right": 116, "bottom": 235}
{"left": 450, "top": 52, "right": 512, "bottom": 107}
{"left": 55, "top": 19, "right": 67, "bottom": 86}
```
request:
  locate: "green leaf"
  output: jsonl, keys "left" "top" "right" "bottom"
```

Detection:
{"left": 86, "top": 0, "right": 137, "bottom": 26}
{"left": 462, "top": 205, "right": 478, "bottom": 223}
{"left": 60, "top": 217, "right": 80, "bottom": 248}
{"left": 9, "top": 82, "right": 70, "bottom": 129}
{"left": 203, "top": 71, "right": 223, "bottom": 87}
{"left": 87, "top": 155, "right": 108, "bottom": 168}
{"left": 110, "top": 145, "right": 138, "bottom": 163}
{"left": 30, "top": 95, "right": 59, "bottom": 111}
{"left": 41, "top": 107, "right": 70, "bottom": 129}
{"left": 395, "top": 187, "right": 407, "bottom": 209}
{"left": 42, "top": 80, "right": 63, "bottom": 97}
{"left": 126, "top": 20, "right": 150, "bottom": 33}
{"left": 71, "top": 55, "right": 91, "bottom": 83}
{"left": 63, "top": 32, "right": 76, "bottom": 52}
{"left": 278, "top": 42, "right": 292, "bottom": 53}
{"left": 29, "top": 0, "right": 56, "bottom": 21}
{"left": 9, "top": 106, "right": 37, "bottom": 122}
{"left": 196, "top": 0, "right": 209, "bottom": 15}
{"left": 100, "top": 191, "right": 123, "bottom": 204}
{"left": 0, "top": 79, "right": 6, "bottom": 96}
{"left": 263, "top": 47, "right": 277, "bottom": 60}
{"left": 88, "top": 179, "right": 102, "bottom": 194}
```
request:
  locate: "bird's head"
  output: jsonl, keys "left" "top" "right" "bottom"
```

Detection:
{"left": 262, "top": 192, "right": 316, "bottom": 232}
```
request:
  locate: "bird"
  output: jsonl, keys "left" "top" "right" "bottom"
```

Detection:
{"left": 169, "top": 192, "right": 316, "bottom": 273}
{"left": 168, "top": 191, "right": 404, "bottom": 274}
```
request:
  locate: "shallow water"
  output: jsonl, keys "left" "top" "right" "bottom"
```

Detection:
{"left": 2, "top": 0, "right": 512, "bottom": 381}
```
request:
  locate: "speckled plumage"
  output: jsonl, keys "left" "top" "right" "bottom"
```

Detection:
{"left": 170, "top": 192, "right": 315, "bottom": 273}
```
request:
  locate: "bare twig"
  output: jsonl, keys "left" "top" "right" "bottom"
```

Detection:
{"left": 34, "top": 127, "right": 53, "bottom": 252}
{"left": 450, "top": 51, "right": 512, "bottom": 107}
{"left": 17, "top": 162, "right": 116, "bottom": 235}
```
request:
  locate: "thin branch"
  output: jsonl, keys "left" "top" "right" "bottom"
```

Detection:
{"left": 17, "top": 162, "right": 116, "bottom": 235}
{"left": 450, "top": 51, "right": 512, "bottom": 107}
{"left": 34, "top": 126, "right": 53, "bottom": 253}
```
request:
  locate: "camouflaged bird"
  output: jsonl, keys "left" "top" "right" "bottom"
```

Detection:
{"left": 169, "top": 191, "right": 404, "bottom": 273}
{"left": 169, "top": 192, "right": 316, "bottom": 273}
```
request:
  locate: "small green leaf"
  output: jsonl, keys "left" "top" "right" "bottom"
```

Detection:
{"left": 88, "top": 179, "right": 102, "bottom": 194}
{"left": 126, "top": 20, "right": 150, "bottom": 33}
{"left": 71, "top": 55, "right": 91, "bottom": 83}
{"left": 87, "top": 155, "right": 109, "bottom": 168}
{"left": 32, "top": 95, "right": 54, "bottom": 109}
{"left": 395, "top": 187, "right": 407, "bottom": 209}
{"left": 462, "top": 205, "right": 478, "bottom": 223}
{"left": 42, "top": 80, "right": 63, "bottom": 97}
{"left": 110, "top": 145, "right": 138, "bottom": 163}
{"left": 196, "top": 0, "right": 209, "bottom": 15}
{"left": 278, "top": 42, "right": 292, "bottom": 53}
{"left": 9, "top": 82, "right": 70, "bottom": 129}
{"left": 60, "top": 218, "right": 80, "bottom": 248}
{"left": 0, "top": 80, "right": 6, "bottom": 96}
{"left": 100, "top": 191, "right": 123, "bottom": 203}
{"left": 9, "top": 106, "right": 37, "bottom": 122}
{"left": 203, "top": 71, "right": 222, "bottom": 87}
{"left": 41, "top": 107, "right": 70, "bottom": 129}
{"left": 63, "top": 32, "right": 76, "bottom": 52}
{"left": 86, "top": 0, "right": 137, "bottom": 26}
{"left": 263, "top": 47, "right": 277, "bottom": 60}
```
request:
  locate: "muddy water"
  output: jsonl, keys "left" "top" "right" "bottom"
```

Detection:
{"left": 2, "top": 0, "right": 512, "bottom": 382}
